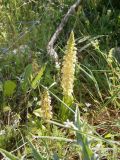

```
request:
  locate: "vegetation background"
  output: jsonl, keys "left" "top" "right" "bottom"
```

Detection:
{"left": 0, "top": 0, "right": 120, "bottom": 159}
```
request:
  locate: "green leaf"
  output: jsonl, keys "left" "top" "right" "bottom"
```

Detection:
{"left": 22, "top": 64, "right": 33, "bottom": 92}
{"left": 28, "top": 139, "right": 45, "bottom": 160}
{"left": 75, "top": 107, "right": 95, "bottom": 160}
{"left": 31, "top": 65, "right": 46, "bottom": 89}
{"left": 33, "top": 108, "right": 42, "bottom": 117}
{"left": 4, "top": 80, "right": 16, "bottom": 96}
{"left": 105, "top": 133, "right": 113, "bottom": 139}
{"left": 61, "top": 95, "right": 73, "bottom": 121}
{"left": 0, "top": 148, "right": 19, "bottom": 160}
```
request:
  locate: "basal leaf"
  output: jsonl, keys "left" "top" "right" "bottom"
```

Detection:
{"left": 4, "top": 80, "right": 16, "bottom": 96}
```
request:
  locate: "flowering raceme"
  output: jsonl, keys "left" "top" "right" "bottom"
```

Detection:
{"left": 61, "top": 31, "right": 77, "bottom": 97}
{"left": 41, "top": 90, "right": 53, "bottom": 120}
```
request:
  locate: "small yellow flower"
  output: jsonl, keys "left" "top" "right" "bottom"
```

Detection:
{"left": 61, "top": 31, "right": 77, "bottom": 97}
{"left": 41, "top": 90, "right": 53, "bottom": 120}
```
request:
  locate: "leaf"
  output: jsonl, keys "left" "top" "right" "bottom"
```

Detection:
{"left": 105, "top": 133, "right": 113, "bottom": 139}
{"left": 4, "top": 80, "right": 16, "bottom": 96}
{"left": 28, "top": 139, "right": 45, "bottom": 160}
{"left": 61, "top": 95, "right": 73, "bottom": 121}
{"left": 0, "top": 148, "right": 19, "bottom": 160}
{"left": 33, "top": 108, "right": 42, "bottom": 117}
{"left": 31, "top": 65, "right": 46, "bottom": 89}
{"left": 22, "top": 64, "right": 33, "bottom": 92}
{"left": 75, "top": 107, "right": 95, "bottom": 160}
{"left": 75, "top": 107, "right": 83, "bottom": 146}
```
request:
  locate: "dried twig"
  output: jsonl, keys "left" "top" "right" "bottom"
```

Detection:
{"left": 47, "top": 0, "right": 82, "bottom": 62}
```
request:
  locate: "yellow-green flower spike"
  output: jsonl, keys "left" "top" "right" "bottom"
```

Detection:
{"left": 41, "top": 90, "right": 53, "bottom": 121}
{"left": 61, "top": 31, "right": 77, "bottom": 97}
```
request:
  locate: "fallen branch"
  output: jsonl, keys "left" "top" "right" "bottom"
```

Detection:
{"left": 47, "top": 0, "right": 82, "bottom": 62}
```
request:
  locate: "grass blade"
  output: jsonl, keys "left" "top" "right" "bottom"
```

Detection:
{"left": 0, "top": 148, "right": 19, "bottom": 160}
